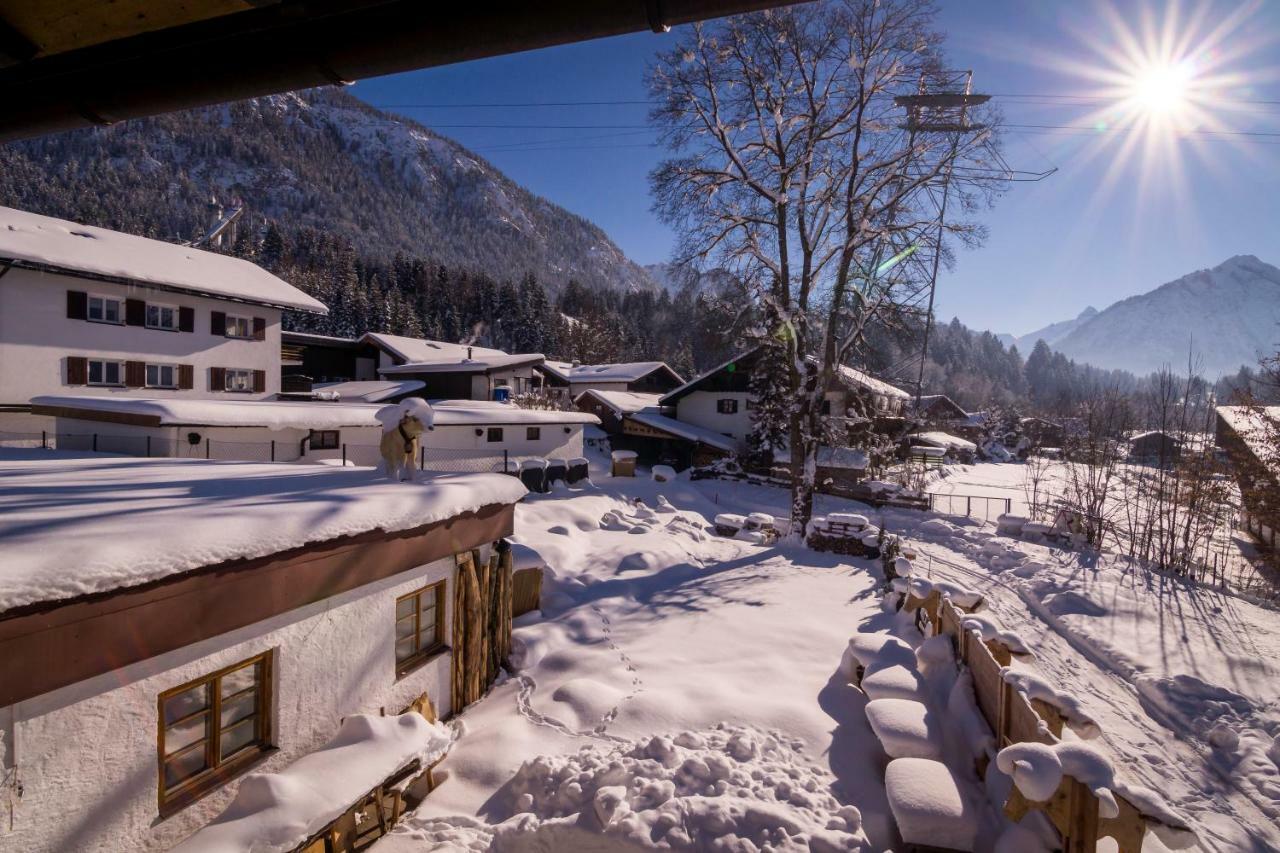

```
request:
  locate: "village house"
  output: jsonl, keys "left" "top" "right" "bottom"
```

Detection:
{"left": 0, "top": 448, "right": 527, "bottom": 852}
{"left": 536, "top": 360, "right": 684, "bottom": 400}
{"left": 280, "top": 331, "right": 545, "bottom": 402}
{"left": 1216, "top": 406, "right": 1279, "bottom": 554}
{"left": 0, "top": 206, "right": 327, "bottom": 435}
{"left": 659, "top": 347, "right": 911, "bottom": 454}
{"left": 1128, "top": 429, "right": 1183, "bottom": 465}
{"left": 573, "top": 387, "right": 735, "bottom": 468}
{"left": 24, "top": 395, "right": 597, "bottom": 470}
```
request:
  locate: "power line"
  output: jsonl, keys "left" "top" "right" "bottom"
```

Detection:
{"left": 369, "top": 93, "right": 1280, "bottom": 109}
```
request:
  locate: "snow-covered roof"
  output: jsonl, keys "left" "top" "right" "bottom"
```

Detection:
{"left": 310, "top": 380, "right": 426, "bottom": 403}
{"left": 660, "top": 346, "right": 906, "bottom": 405}
{"left": 911, "top": 431, "right": 978, "bottom": 452}
{"left": 0, "top": 448, "right": 528, "bottom": 613}
{"left": 1217, "top": 406, "right": 1280, "bottom": 467}
{"left": 575, "top": 389, "right": 664, "bottom": 416}
{"left": 361, "top": 332, "right": 506, "bottom": 364}
{"left": 834, "top": 364, "right": 910, "bottom": 400}
{"left": 627, "top": 411, "right": 738, "bottom": 453}
{"left": 0, "top": 206, "right": 327, "bottom": 314}
{"left": 380, "top": 353, "right": 544, "bottom": 375}
{"left": 30, "top": 395, "right": 600, "bottom": 429}
{"left": 541, "top": 360, "right": 681, "bottom": 385}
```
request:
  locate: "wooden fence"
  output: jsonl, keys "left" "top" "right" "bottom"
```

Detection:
{"left": 920, "top": 595, "right": 1180, "bottom": 853}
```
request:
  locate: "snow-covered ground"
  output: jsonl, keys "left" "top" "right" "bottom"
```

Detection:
{"left": 374, "top": 462, "right": 1280, "bottom": 851}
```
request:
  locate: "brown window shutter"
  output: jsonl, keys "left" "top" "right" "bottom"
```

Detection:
{"left": 253, "top": 369, "right": 266, "bottom": 393}
{"left": 253, "top": 317, "right": 266, "bottom": 341}
{"left": 66, "top": 290, "right": 87, "bottom": 320}
{"left": 210, "top": 366, "right": 226, "bottom": 391}
{"left": 125, "top": 298, "right": 146, "bottom": 326}
{"left": 178, "top": 306, "right": 195, "bottom": 333}
{"left": 178, "top": 364, "right": 194, "bottom": 390}
{"left": 125, "top": 361, "right": 145, "bottom": 388}
{"left": 66, "top": 356, "right": 88, "bottom": 384}
{"left": 211, "top": 311, "right": 226, "bottom": 336}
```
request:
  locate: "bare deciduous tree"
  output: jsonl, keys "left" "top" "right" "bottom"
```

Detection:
{"left": 648, "top": 0, "right": 1004, "bottom": 530}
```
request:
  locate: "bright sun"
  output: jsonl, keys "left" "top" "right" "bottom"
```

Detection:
{"left": 1130, "top": 61, "right": 1194, "bottom": 115}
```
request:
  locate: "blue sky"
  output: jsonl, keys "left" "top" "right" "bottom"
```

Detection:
{"left": 349, "top": 0, "right": 1279, "bottom": 338}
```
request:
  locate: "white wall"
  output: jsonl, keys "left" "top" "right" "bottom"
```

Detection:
{"left": 675, "top": 390, "right": 751, "bottom": 450}
{"left": 0, "top": 553, "right": 467, "bottom": 853}
{"left": 0, "top": 267, "right": 282, "bottom": 405}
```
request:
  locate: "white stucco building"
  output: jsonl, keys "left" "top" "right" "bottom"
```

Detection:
{"left": 25, "top": 395, "right": 597, "bottom": 469}
{"left": 0, "top": 449, "right": 525, "bottom": 852}
{"left": 0, "top": 206, "right": 326, "bottom": 432}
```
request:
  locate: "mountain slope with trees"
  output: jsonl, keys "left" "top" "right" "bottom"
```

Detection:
{"left": 0, "top": 88, "right": 654, "bottom": 295}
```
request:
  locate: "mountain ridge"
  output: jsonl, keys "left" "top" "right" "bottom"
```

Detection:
{"left": 1000, "top": 255, "right": 1279, "bottom": 376}
{"left": 0, "top": 88, "right": 656, "bottom": 296}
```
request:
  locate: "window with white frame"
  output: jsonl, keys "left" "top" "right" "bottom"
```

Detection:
{"left": 146, "top": 364, "right": 178, "bottom": 389}
{"left": 87, "top": 359, "right": 124, "bottom": 386}
{"left": 87, "top": 295, "right": 123, "bottom": 324}
{"left": 716, "top": 398, "right": 739, "bottom": 415}
{"left": 146, "top": 303, "right": 179, "bottom": 331}
{"left": 224, "top": 369, "right": 254, "bottom": 392}
{"left": 224, "top": 315, "right": 252, "bottom": 339}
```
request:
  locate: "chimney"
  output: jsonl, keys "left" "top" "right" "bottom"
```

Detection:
{"left": 467, "top": 346, "right": 473, "bottom": 359}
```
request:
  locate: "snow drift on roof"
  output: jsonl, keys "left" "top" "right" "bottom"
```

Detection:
{"left": 379, "top": 353, "right": 544, "bottom": 374}
{"left": 31, "top": 395, "right": 600, "bottom": 429}
{"left": 835, "top": 364, "right": 910, "bottom": 399}
{"left": 911, "top": 431, "right": 977, "bottom": 452}
{"left": 0, "top": 206, "right": 327, "bottom": 313}
{"left": 311, "top": 380, "right": 425, "bottom": 402}
{"left": 0, "top": 448, "right": 528, "bottom": 612}
{"left": 362, "top": 332, "right": 507, "bottom": 363}
{"left": 627, "top": 411, "right": 737, "bottom": 453}
{"left": 541, "top": 360, "right": 677, "bottom": 384}
{"left": 575, "top": 389, "right": 664, "bottom": 415}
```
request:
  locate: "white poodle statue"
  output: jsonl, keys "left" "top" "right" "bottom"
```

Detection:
{"left": 375, "top": 398, "right": 434, "bottom": 482}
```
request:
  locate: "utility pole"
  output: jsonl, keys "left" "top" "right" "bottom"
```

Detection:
{"left": 895, "top": 72, "right": 990, "bottom": 411}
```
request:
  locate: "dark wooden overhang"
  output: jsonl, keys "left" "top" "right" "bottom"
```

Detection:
{"left": 0, "top": 0, "right": 808, "bottom": 143}
{"left": 0, "top": 501, "right": 514, "bottom": 706}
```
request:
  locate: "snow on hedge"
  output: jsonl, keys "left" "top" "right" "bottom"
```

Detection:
{"left": 0, "top": 449, "right": 528, "bottom": 612}
{"left": 392, "top": 725, "right": 868, "bottom": 851}
{"left": 172, "top": 714, "right": 450, "bottom": 853}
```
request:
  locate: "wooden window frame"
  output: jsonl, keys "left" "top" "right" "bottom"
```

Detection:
{"left": 223, "top": 314, "right": 253, "bottom": 339}
{"left": 224, "top": 368, "right": 254, "bottom": 393}
{"left": 86, "top": 294, "right": 124, "bottom": 325}
{"left": 156, "top": 651, "right": 274, "bottom": 816}
{"left": 394, "top": 581, "right": 446, "bottom": 679}
{"left": 526, "top": 426, "right": 541, "bottom": 441}
{"left": 87, "top": 358, "right": 125, "bottom": 387}
{"left": 145, "top": 302, "right": 180, "bottom": 332}
{"left": 486, "top": 427, "right": 504, "bottom": 443}
{"left": 309, "top": 429, "right": 340, "bottom": 450}
{"left": 145, "top": 363, "right": 178, "bottom": 389}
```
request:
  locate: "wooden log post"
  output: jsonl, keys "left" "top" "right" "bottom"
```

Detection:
{"left": 452, "top": 552, "right": 471, "bottom": 714}
{"left": 498, "top": 545, "right": 514, "bottom": 663}
{"left": 464, "top": 549, "right": 484, "bottom": 706}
